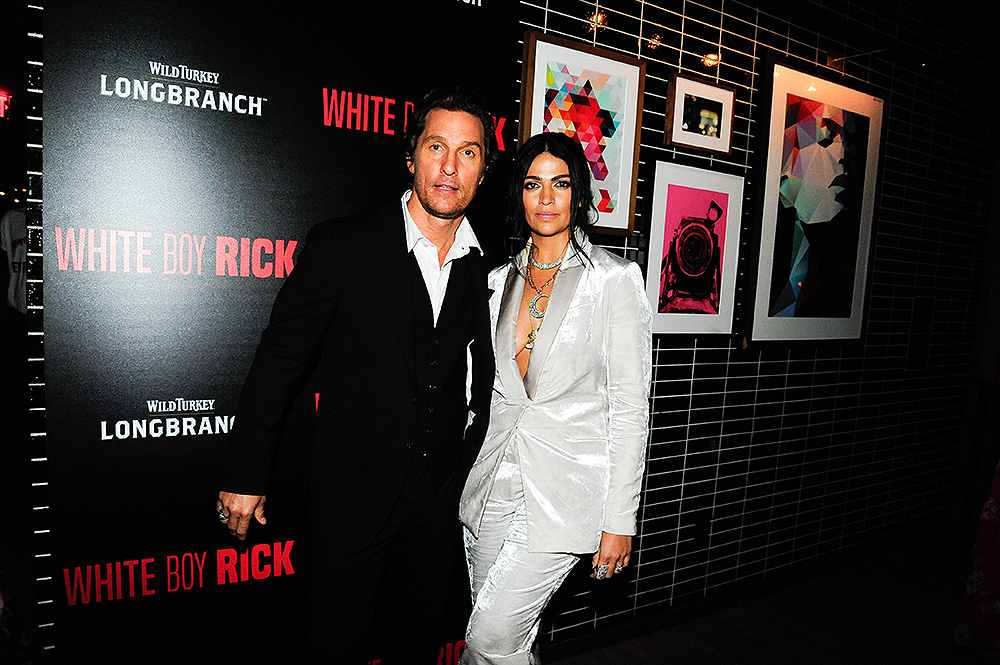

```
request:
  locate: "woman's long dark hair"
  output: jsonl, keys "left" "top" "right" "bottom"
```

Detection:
{"left": 506, "top": 132, "right": 596, "bottom": 262}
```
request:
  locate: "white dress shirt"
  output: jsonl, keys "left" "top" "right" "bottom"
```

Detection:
{"left": 401, "top": 190, "right": 481, "bottom": 326}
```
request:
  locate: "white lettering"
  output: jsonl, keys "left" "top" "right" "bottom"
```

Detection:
{"left": 100, "top": 73, "right": 266, "bottom": 117}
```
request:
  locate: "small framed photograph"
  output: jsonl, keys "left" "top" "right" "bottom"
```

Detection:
{"left": 664, "top": 73, "right": 735, "bottom": 155}
{"left": 645, "top": 161, "right": 744, "bottom": 334}
{"left": 520, "top": 30, "right": 645, "bottom": 235}
{"left": 747, "top": 57, "right": 885, "bottom": 342}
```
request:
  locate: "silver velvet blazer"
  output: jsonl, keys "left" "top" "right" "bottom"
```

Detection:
{"left": 459, "top": 235, "right": 653, "bottom": 554}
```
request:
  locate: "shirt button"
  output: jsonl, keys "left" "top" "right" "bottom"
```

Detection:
{"left": 429, "top": 384, "right": 436, "bottom": 391}
{"left": 406, "top": 441, "right": 414, "bottom": 449}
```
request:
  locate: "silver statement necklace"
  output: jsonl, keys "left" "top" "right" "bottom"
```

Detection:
{"left": 526, "top": 268, "right": 557, "bottom": 320}
{"left": 529, "top": 253, "right": 566, "bottom": 271}
{"left": 522, "top": 242, "right": 569, "bottom": 349}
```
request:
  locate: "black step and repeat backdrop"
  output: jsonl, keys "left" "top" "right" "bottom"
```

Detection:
{"left": 43, "top": 2, "right": 517, "bottom": 661}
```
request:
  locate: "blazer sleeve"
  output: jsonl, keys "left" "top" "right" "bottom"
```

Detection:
{"left": 601, "top": 261, "right": 653, "bottom": 536}
{"left": 218, "top": 221, "right": 341, "bottom": 495}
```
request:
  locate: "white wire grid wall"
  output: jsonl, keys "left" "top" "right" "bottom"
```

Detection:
{"left": 22, "top": 2, "right": 52, "bottom": 654}
{"left": 518, "top": 0, "right": 999, "bottom": 647}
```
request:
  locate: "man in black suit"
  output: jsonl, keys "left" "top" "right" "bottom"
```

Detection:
{"left": 216, "top": 87, "right": 497, "bottom": 664}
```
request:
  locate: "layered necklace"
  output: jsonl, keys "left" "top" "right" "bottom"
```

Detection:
{"left": 523, "top": 241, "right": 568, "bottom": 351}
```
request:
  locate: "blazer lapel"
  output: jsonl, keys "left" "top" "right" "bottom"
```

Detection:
{"left": 495, "top": 264, "right": 528, "bottom": 401}
{"left": 522, "top": 259, "right": 584, "bottom": 398}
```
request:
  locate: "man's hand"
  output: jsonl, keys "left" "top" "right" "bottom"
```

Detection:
{"left": 590, "top": 532, "right": 631, "bottom": 579}
{"left": 217, "top": 492, "right": 266, "bottom": 541}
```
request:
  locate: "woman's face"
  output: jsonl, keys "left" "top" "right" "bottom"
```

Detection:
{"left": 522, "top": 152, "right": 574, "bottom": 241}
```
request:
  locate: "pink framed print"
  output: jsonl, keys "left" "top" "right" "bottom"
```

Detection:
{"left": 645, "top": 161, "right": 744, "bottom": 334}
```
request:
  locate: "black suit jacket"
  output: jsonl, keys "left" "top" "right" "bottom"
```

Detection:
{"left": 220, "top": 200, "right": 495, "bottom": 543}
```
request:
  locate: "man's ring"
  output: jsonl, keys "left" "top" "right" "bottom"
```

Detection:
{"left": 615, "top": 564, "right": 624, "bottom": 573}
{"left": 596, "top": 564, "right": 609, "bottom": 580}
{"left": 218, "top": 510, "right": 230, "bottom": 522}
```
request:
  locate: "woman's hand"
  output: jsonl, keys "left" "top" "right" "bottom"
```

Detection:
{"left": 591, "top": 531, "right": 631, "bottom": 579}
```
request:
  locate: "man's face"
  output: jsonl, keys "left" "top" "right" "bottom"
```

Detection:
{"left": 407, "top": 109, "right": 486, "bottom": 223}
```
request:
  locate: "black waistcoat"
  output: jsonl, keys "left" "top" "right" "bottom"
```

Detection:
{"left": 408, "top": 252, "right": 476, "bottom": 487}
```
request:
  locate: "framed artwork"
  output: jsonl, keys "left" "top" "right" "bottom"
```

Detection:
{"left": 664, "top": 73, "right": 735, "bottom": 155}
{"left": 747, "top": 59, "right": 885, "bottom": 342}
{"left": 645, "top": 161, "right": 744, "bottom": 334}
{"left": 520, "top": 30, "right": 645, "bottom": 235}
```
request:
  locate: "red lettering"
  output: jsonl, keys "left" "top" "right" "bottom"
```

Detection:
{"left": 383, "top": 98, "right": 395, "bottom": 135}
{"left": 118, "top": 230, "right": 135, "bottom": 272}
{"left": 62, "top": 558, "right": 148, "bottom": 605}
{"left": 493, "top": 116, "right": 506, "bottom": 152}
{"left": 216, "top": 236, "right": 238, "bottom": 276}
{"left": 215, "top": 542, "right": 294, "bottom": 585}
{"left": 88, "top": 228, "right": 108, "bottom": 271}
{"left": 164, "top": 233, "right": 178, "bottom": 274}
{"left": 276, "top": 239, "right": 296, "bottom": 277}
{"left": 164, "top": 233, "right": 205, "bottom": 276}
{"left": 183, "top": 553, "right": 195, "bottom": 590}
{"left": 136, "top": 232, "right": 152, "bottom": 274}
{"left": 140, "top": 558, "right": 155, "bottom": 596}
{"left": 63, "top": 566, "right": 92, "bottom": 606}
{"left": 251, "top": 543, "right": 271, "bottom": 580}
{"left": 273, "top": 540, "right": 294, "bottom": 576}
{"left": 216, "top": 236, "right": 296, "bottom": 278}
{"left": 123, "top": 559, "right": 139, "bottom": 597}
{"left": 95, "top": 562, "right": 113, "bottom": 602}
{"left": 167, "top": 552, "right": 201, "bottom": 590}
{"left": 193, "top": 551, "right": 206, "bottom": 588}
{"left": 217, "top": 548, "right": 238, "bottom": 584}
{"left": 239, "top": 237, "right": 251, "bottom": 277}
{"left": 404, "top": 101, "right": 415, "bottom": 134}
{"left": 346, "top": 92, "right": 362, "bottom": 130}
{"left": 251, "top": 238, "right": 273, "bottom": 278}
{"left": 325, "top": 90, "right": 398, "bottom": 135}
{"left": 323, "top": 88, "right": 347, "bottom": 128}
{"left": 188, "top": 234, "right": 206, "bottom": 275}
{"left": 370, "top": 96, "right": 382, "bottom": 132}
{"left": 437, "top": 641, "right": 466, "bottom": 665}
{"left": 167, "top": 555, "right": 179, "bottom": 592}
{"left": 55, "top": 227, "right": 87, "bottom": 271}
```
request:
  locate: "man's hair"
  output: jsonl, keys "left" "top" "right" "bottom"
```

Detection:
{"left": 506, "top": 131, "right": 596, "bottom": 261}
{"left": 403, "top": 86, "right": 498, "bottom": 177}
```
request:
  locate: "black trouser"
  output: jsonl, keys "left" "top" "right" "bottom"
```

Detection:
{"left": 305, "top": 456, "right": 461, "bottom": 665}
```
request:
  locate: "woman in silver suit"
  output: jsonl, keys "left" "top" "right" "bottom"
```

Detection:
{"left": 459, "top": 132, "right": 653, "bottom": 664}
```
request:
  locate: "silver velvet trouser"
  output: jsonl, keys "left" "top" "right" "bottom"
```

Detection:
{"left": 460, "top": 445, "right": 580, "bottom": 665}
